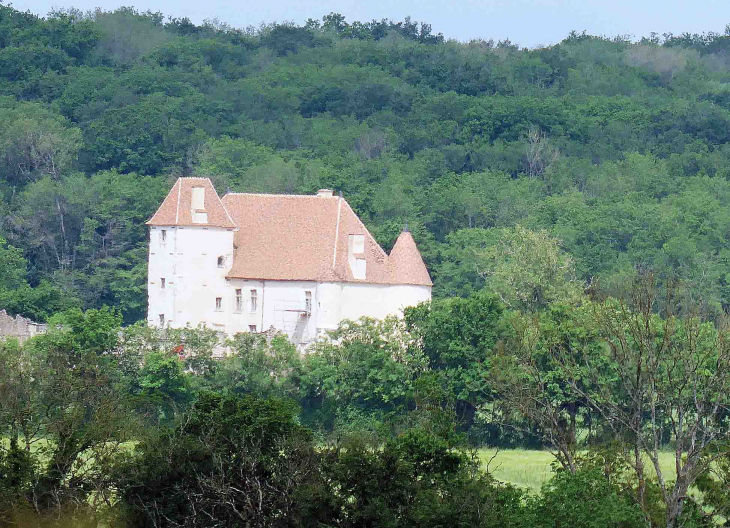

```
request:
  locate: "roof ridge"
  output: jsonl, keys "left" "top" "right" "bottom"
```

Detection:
{"left": 224, "top": 192, "right": 336, "bottom": 198}
{"left": 332, "top": 196, "right": 343, "bottom": 269}
{"left": 174, "top": 178, "right": 181, "bottom": 224}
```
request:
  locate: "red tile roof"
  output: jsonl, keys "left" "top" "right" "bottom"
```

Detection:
{"left": 146, "top": 177, "right": 236, "bottom": 229}
{"left": 390, "top": 231, "right": 433, "bottom": 286}
{"left": 149, "top": 178, "right": 432, "bottom": 286}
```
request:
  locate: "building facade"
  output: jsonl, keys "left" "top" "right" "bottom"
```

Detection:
{"left": 147, "top": 178, "right": 432, "bottom": 345}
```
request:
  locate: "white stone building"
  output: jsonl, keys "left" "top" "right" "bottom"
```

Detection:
{"left": 146, "top": 177, "right": 432, "bottom": 345}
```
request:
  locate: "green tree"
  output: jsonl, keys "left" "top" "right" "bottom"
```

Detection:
{"left": 1, "top": 308, "right": 138, "bottom": 519}
{"left": 116, "top": 392, "right": 320, "bottom": 528}
{"left": 556, "top": 276, "right": 730, "bottom": 528}
{"left": 493, "top": 303, "right": 601, "bottom": 470}
{"left": 208, "top": 332, "right": 300, "bottom": 399}
{"left": 0, "top": 99, "right": 81, "bottom": 185}
{"left": 297, "top": 317, "right": 427, "bottom": 432}
{"left": 528, "top": 468, "right": 646, "bottom": 528}
{"left": 136, "top": 351, "right": 191, "bottom": 424}
{"left": 404, "top": 292, "right": 504, "bottom": 430}
{"left": 479, "top": 225, "right": 584, "bottom": 312}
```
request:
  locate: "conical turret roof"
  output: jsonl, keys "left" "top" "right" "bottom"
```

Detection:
{"left": 389, "top": 230, "right": 433, "bottom": 286}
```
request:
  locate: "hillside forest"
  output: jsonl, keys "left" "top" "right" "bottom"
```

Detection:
{"left": 2, "top": 6, "right": 730, "bottom": 321}
{"left": 2, "top": 5, "right": 730, "bottom": 528}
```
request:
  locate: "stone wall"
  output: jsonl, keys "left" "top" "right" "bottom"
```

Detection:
{"left": 0, "top": 310, "right": 47, "bottom": 344}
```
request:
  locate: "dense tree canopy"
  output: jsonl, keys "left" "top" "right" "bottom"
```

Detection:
{"left": 1, "top": 5, "right": 730, "bottom": 320}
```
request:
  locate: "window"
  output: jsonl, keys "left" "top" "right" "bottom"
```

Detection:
{"left": 250, "top": 289, "right": 258, "bottom": 312}
{"left": 305, "top": 291, "right": 312, "bottom": 314}
{"left": 215, "top": 297, "right": 222, "bottom": 311}
{"left": 217, "top": 256, "right": 225, "bottom": 268}
{"left": 160, "top": 277, "right": 166, "bottom": 289}
{"left": 249, "top": 324, "right": 257, "bottom": 332}
{"left": 160, "top": 229, "right": 167, "bottom": 243}
{"left": 235, "top": 289, "right": 243, "bottom": 312}
{"left": 159, "top": 314, "right": 165, "bottom": 327}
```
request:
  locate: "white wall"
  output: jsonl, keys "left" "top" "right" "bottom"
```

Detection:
{"left": 218, "top": 279, "right": 319, "bottom": 345}
{"left": 339, "top": 283, "right": 432, "bottom": 322}
{"left": 262, "top": 280, "right": 318, "bottom": 345}
{"left": 148, "top": 226, "right": 235, "bottom": 333}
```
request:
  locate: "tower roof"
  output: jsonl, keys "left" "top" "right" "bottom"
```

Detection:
{"left": 146, "top": 177, "right": 236, "bottom": 229}
{"left": 389, "top": 230, "right": 433, "bottom": 286}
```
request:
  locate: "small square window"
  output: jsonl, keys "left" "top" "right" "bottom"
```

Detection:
{"left": 217, "top": 256, "right": 225, "bottom": 268}
{"left": 250, "top": 289, "right": 258, "bottom": 312}
{"left": 160, "top": 230, "right": 167, "bottom": 243}
{"left": 249, "top": 324, "right": 257, "bottom": 332}
{"left": 215, "top": 297, "right": 222, "bottom": 310}
{"left": 160, "top": 277, "right": 166, "bottom": 289}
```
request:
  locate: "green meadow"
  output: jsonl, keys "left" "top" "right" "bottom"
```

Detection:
{"left": 478, "top": 449, "right": 680, "bottom": 493}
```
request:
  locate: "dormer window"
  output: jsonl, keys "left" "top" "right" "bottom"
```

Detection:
{"left": 191, "top": 187, "right": 205, "bottom": 210}
{"left": 348, "top": 234, "right": 367, "bottom": 279}
{"left": 191, "top": 187, "right": 207, "bottom": 223}
{"left": 352, "top": 234, "right": 365, "bottom": 254}
{"left": 217, "top": 256, "right": 225, "bottom": 268}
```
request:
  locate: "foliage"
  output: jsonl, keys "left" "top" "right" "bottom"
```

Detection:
{"left": 2, "top": 6, "right": 730, "bottom": 525}
{"left": 544, "top": 276, "right": 730, "bottom": 528}
{"left": 478, "top": 225, "right": 584, "bottom": 312}
{"left": 207, "top": 331, "right": 300, "bottom": 399}
{"left": 318, "top": 428, "right": 526, "bottom": 528}
{"left": 297, "top": 316, "right": 426, "bottom": 432}
{"left": 527, "top": 468, "right": 646, "bottom": 528}
{"left": 116, "top": 392, "right": 320, "bottom": 528}
{"left": 0, "top": 308, "right": 138, "bottom": 522}
{"left": 492, "top": 302, "right": 601, "bottom": 468}
{"left": 694, "top": 450, "right": 730, "bottom": 526}
{"left": 404, "top": 292, "right": 503, "bottom": 430}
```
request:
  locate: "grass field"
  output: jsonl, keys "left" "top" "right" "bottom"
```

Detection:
{"left": 477, "top": 449, "right": 680, "bottom": 493}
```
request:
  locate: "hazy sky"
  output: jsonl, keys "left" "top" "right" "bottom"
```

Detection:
{"left": 9, "top": 0, "right": 730, "bottom": 48}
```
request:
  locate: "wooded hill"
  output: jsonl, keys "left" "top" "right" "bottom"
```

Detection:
{"left": 2, "top": 5, "right": 730, "bottom": 322}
